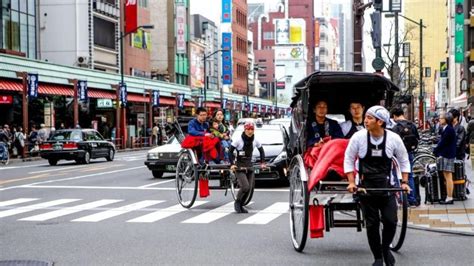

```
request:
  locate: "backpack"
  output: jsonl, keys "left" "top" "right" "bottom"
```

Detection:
{"left": 393, "top": 120, "right": 419, "bottom": 152}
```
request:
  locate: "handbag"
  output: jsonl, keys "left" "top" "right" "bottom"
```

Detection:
{"left": 12, "top": 146, "right": 18, "bottom": 156}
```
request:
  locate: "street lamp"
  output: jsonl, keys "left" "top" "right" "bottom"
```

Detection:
{"left": 385, "top": 13, "right": 426, "bottom": 128}
{"left": 203, "top": 49, "right": 228, "bottom": 109}
{"left": 274, "top": 75, "right": 292, "bottom": 113}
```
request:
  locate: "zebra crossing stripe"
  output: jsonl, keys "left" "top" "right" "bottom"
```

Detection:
{"left": 238, "top": 202, "right": 288, "bottom": 225}
{"left": 0, "top": 198, "right": 39, "bottom": 207}
{"left": 181, "top": 202, "right": 242, "bottom": 224}
{"left": 0, "top": 199, "right": 81, "bottom": 218}
{"left": 72, "top": 200, "right": 164, "bottom": 222}
{"left": 19, "top": 199, "right": 123, "bottom": 221}
{"left": 127, "top": 201, "right": 208, "bottom": 223}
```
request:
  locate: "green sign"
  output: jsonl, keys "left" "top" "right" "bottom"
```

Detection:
{"left": 455, "top": 0, "right": 464, "bottom": 63}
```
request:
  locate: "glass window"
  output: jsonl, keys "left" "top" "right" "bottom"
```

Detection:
{"left": 11, "top": 0, "right": 19, "bottom": 10}
{"left": 233, "top": 129, "right": 283, "bottom": 145}
{"left": 27, "top": 15, "right": 35, "bottom": 58}
{"left": 10, "top": 11, "right": 20, "bottom": 51}
{"left": 93, "top": 17, "right": 116, "bottom": 49}
{"left": 51, "top": 130, "right": 84, "bottom": 141}
{"left": 20, "top": 13, "right": 27, "bottom": 53}
{"left": 19, "top": 0, "right": 27, "bottom": 13}
{"left": 93, "top": 131, "right": 104, "bottom": 140}
{"left": 28, "top": 0, "right": 35, "bottom": 15}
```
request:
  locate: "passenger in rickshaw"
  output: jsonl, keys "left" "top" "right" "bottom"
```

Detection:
{"left": 344, "top": 106, "right": 411, "bottom": 266}
{"left": 340, "top": 101, "right": 365, "bottom": 138}
{"left": 211, "top": 109, "right": 232, "bottom": 163}
{"left": 229, "top": 121, "right": 266, "bottom": 213}
{"left": 306, "top": 100, "right": 344, "bottom": 147}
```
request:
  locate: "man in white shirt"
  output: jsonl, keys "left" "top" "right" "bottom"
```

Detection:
{"left": 344, "top": 106, "right": 410, "bottom": 266}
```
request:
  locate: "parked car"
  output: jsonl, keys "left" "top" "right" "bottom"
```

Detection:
{"left": 269, "top": 117, "right": 291, "bottom": 132}
{"left": 145, "top": 136, "right": 183, "bottom": 178}
{"left": 231, "top": 124, "right": 290, "bottom": 183}
{"left": 39, "top": 129, "right": 115, "bottom": 166}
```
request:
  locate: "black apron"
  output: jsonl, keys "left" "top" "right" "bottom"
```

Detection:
{"left": 236, "top": 139, "right": 254, "bottom": 168}
{"left": 359, "top": 131, "right": 392, "bottom": 195}
{"left": 345, "top": 121, "right": 364, "bottom": 139}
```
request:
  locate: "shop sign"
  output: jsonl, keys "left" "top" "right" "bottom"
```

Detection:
{"left": 120, "top": 83, "right": 127, "bottom": 107}
{"left": 0, "top": 95, "right": 13, "bottom": 104}
{"left": 78, "top": 80, "right": 88, "bottom": 102}
{"left": 97, "top": 99, "right": 113, "bottom": 108}
{"left": 455, "top": 0, "right": 464, "bottom": 63}
{"left": 28, "top": 73, "right": 38, "bottom": 99}
{"left": 152, "top": 90, "right": 160, "bottom": 107}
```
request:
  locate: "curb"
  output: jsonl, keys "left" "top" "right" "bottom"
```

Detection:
{"left": 407, "top": 224, "right": 474, "bottom": 236}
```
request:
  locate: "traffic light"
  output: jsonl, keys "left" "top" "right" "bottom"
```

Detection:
{"left": 373, "top": 0, "right": 383, "bottom": 11}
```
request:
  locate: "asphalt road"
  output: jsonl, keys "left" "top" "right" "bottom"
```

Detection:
{"left": 0, "top": 151, "right": 473, "bottom": 265}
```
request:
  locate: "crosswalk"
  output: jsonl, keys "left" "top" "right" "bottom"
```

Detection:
{"left": 0, "top": 198, "right": 289, "bottom": 225}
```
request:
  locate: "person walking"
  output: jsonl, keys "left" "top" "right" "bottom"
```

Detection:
{"left": 229, "top": 121, "right": 266, "bottom": 213}
{"left": 13, "top": 127, "right": 25, "bottom": 158}
{"left": 391, "top": 106, "right": 420, "bottom": 206}
{"left": 433, "top": 112, "right": 457, "bottom": 204}
{"left": 344, "top": 106, "right": 410, "bottom": 266}
{"left": 449, "top": 109, "right": 466, "bottom": 161}
{"left": 466, "top": 118, "right": 474, "bottom": 171}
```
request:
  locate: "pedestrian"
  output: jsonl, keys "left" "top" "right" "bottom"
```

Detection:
{"left": 390, "top": 106, "right": 420, "bottom": 207}
{"left": 344, "top": 105, "right": 410, "bottom": 266}
{"left": 229, "top": 121, "right": 266, "bottom": 213}
{"left": 433, "top": 112, "right": 456, "bottom": 204}
{"left": 37, "top": 123, "right": 48, "bottom": 143}
{"left": 449, "top": 109, "right": 466, "bottom": 161}
{"left": 14, "top": 126, "right": 25, "bottom": 158}
{"left": 466, "top": 118, "right": 474, "bottom": 170}
{"left": 152, "top": 123, "right": 159, "bottom": 146}
{"left": 28, "top": 125, "right": 39, "bottom": 155}
{"left": 340, "top": 101, "right": 365, "bottom": 138}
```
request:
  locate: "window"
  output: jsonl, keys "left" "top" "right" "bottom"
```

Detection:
{"left": 94, "top": 17, "right": 116, "bottom": 49}
{"left": 263, "top": 31, "right": 274, "bottom": 40}
{"left": 139, "top": 0, "right": 148, "bottom": 7}
{"left": 259, "top": 73, "right": 267, "bottom": 78}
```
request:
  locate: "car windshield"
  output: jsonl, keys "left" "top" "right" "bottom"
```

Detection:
{"left": 234, "top": 129, "right": 283, "bottom": 145}
{"left": 50, "top": 130, "right": 83, "bottom": 141}
{"left": 167, "top": 136, "right": 178, "bottom": 144}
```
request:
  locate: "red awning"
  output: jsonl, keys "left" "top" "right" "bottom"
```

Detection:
{"left": 205, "top": 102, "right": 221, "bottom": 108}
{"left": 39, "top": 83, "right": 73, "bottom": 96}
{"left": 88, "top": 89, "right": 115, "bottom": 99}
{"left": 0, "top": 80, "right": 22, "bottom": 91}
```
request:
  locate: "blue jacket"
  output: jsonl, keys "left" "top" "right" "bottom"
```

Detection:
{"left": 434, "top": 125, "right": 456, "bottom": 159}
{"left": 307, "top": 118, "right": 343, "bottom": 146}
{"left": 188, "top": 118, "right": 209, "bottom": 136}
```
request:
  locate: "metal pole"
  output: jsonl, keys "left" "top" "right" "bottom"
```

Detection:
{"left": 18, "top": 72, "right": 28, "bottom": 158}
{"left": 148, "top": 89, "right": 153, "bottom": 146}
{"left": 72, "top": 79, "right": 79, "bottom": 127}
{"left": 394, "top": 12, "right": 399, "bottom": 85}
{"left": 418, "top": 19, "right": 424, "bottom": 128}
{"left": 203, "top": 54, "right": 207, "bottom": 109}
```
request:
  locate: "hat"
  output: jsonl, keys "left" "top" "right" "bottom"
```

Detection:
{"left": 244, "top": 121, "right": 255, "bottom": 130}
{"left": 366, "top": 105, "right": 392, "bottom": 127}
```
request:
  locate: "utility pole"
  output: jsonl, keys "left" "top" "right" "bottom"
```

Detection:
{"left": 353, "top": 0, "right": 373, "bottom": 71}
{"left": 419, "top": 19, "right": 424, "bottom": 129}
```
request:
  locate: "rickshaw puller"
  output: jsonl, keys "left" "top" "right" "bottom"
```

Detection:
{"left": 229, "top": 121, "right": 265, "bottom": 213}
{"left": 344, "top": 106, "right": 410, "bottom": 266}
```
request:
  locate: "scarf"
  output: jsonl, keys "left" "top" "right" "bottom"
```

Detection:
{"left": 241, "top": 132, "right": 255, "bottom": 157}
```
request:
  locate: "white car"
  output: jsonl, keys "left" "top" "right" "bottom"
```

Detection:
{"left": 144, "top": 136, "right": 183, "bottom": 178}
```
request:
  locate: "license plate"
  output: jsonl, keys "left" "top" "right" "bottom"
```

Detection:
{"left": 53, "top": 145, "right": 62, "bottom": 151}
{"left": 166, "top": 165, "right": 176, "bottom": 171}
{"left": 254, "top": 168, "right": 260, "bottom": 174}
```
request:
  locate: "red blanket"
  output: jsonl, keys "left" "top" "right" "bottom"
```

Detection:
{"left": 305, "top": 139, "right": 349, "bottom": 191}
{"left": 181, "top": 135, "right": 220, "bottom": 160}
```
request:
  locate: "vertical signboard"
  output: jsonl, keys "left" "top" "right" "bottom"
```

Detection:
{"left": 232, "top": 100, "right": 237, "bottom": 110}
{"left": 177, "top": 93, "right": 185, "bottom": 109}
{"left": 222, "top": 32, "right": 232, "bottom": 85}
{"left": 28, "top": 73, "right": 38, "bottom": 99}
{"left": 455, "top": 0, "right": 464, "bottom": 63}
{"left": 120, "top": 83, "right": 128, "bottom": 107}
{"left": 78, "top": 80, "right": 88, "bottom": 102}
{"left": 125, "top": 0, "right": 138, "bottom": 34}
{"left": 176, "top": 3, "right": 187, "bottom": 54}
{"left": 222, "top": 0, "right": 231, "bottom": 23}
{"left": 152, "top": 90, "right": 160, "bottom": 107}
{"left": 222, "top": 98, "right": 228, "bottom": 109}
{"left": 389, "top": 0, "right": 402, "bottom": 12}
{"left": 275, "top": 19, "right": 306, "bottom": 45}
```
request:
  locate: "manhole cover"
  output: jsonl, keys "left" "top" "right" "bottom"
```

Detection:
{"left": 0, "top": 260, "right": 53, "bottom": 266}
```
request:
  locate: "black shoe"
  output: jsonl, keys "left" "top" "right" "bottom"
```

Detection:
{"left": 234, "top": 200, "right": 243, "bottom": 213}
{"left": 240, "top": 206, "right": 248, "bottom": 213}
{"left": 372, "top": 259, "right": 383, "bottom": 266}
{"left": 383, "top": 249, "right": 395, "bottom": 266}
{"left": 439, "top": 199, "right": 454, "bottom": 204}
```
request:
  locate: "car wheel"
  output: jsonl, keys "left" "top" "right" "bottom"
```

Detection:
{"left": 83, "top": 151, "right": 91, "bottom": 164}
{"left": 152, "top": 170, "right": 164, "bottom": 179}
{"left": 48, "top": 159, "right": 58, "bottom": 166}
{"left": 106, "top": 149, "right": 115, "bottom": 161}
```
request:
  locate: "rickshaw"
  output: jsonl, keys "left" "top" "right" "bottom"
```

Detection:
{"left": 287, "top": 72, "right": 408, "bottom": 252}
{"left": 165, "top": 118, "right": 262, "bottom": 208}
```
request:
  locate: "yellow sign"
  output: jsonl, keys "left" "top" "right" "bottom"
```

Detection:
{"left": 133, "top": 29, "right": 151, "bottom": 51}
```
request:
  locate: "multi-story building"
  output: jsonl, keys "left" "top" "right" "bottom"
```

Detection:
{"left": 0, "top": 0, "right": 37, "bottom": 59}
{"left": 467, "top": 0, "right": 474, "bottom": 114}
{"left": 150, "top": 0, "right": 190, "bottom": 85}
{"left": 231, "top": 0, "right": 248, "bottom": 95}
{"left": 190, "top": 14, "right": 219, "bottom": 91}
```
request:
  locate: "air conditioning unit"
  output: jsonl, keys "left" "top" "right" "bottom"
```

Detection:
{"left": 77, "top": 56, "right": 89, "bottom": 66}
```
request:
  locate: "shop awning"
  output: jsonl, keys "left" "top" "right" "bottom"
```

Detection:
{"left": 0, "top": 80, "right": 22, "bottom": 91}
{"left": 205, "top": 102, "right": 221, "bottom": 108}
{"left": 88, "top": 89, "right": 115, "bottom": 99}
{"left": 449, "top": 92, "right": 468, "bottom": 108}
{"left": 39, "top": 83, "right": 73, "bottom": 96}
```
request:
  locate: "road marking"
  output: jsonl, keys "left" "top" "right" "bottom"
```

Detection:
{"left": 0, "top": 166, "right": 147, "bottom": 191}
{"left": 72, "top": 200, "right": 164, "bottom": 222}
{"left": 182, "top": 202, "right": 243, "bottom": 224}
{"left": 29, "top": 164, "right": 92, "bottom": 174}
{"left": 0, "top": 199, "right": 81, "bottom": 218}
{"left": 127, "top": 201, "right": 208, "bottom": 223}
{"left": 0, "top": 198, "right": 39, "bottom": 207}
{"left": 238, "top": 202, "right": 288, "bottom": 225}
{"left": 0, "top": 174, "right": 49, "bottom": 185}
{"left": 19, "top": 199, "right": 123, "bottom": 221}
{"left": 138, "top": 179, "right": 175, "bottom": 188}
{"left": 0, "top": 163, "right": 50, "bottom": 170}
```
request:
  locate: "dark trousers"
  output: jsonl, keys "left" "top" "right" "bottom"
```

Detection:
{"left": 235, "top": 170, "right": 255, "bottom": 202}
{"left": 360, "top": 195, "right": 398, "bottom": 260}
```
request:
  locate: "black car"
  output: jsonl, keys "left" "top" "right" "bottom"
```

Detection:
{"left": 231, "top": 124, "right": 290, "bottom": 183}
{"left": 40, "top": 129, "right": 115, "bottom": 166}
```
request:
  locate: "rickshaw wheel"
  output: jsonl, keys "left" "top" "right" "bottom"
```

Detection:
{"left": 391, "top": 192, "right": 408, "bottom": 251}
{"left": 229, "top": 171, "right": 254, "bottom": 206}
{"left": 289, "top": 155, "right": 309, "bottom": 252}
{"left": 175, "top": 151, "right": 198, "bottom": 208}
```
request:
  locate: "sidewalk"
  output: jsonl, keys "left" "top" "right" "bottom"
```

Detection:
{"left": 408, "top": 158, "right": 474, "bottom": 235}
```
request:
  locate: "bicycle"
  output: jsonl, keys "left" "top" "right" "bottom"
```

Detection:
{"left": 0, "top": 142, "right": 10, "bottom": 166}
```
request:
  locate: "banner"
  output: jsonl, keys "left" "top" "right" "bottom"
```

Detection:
{"left": 222, "top": 98, "right": 228, "bottom": 109}
{"left": 265, "top": 105, "right": 269, "bottom": 113}
{"left": 177, "top": 93, "right": 185, "bottom": 109}
{"left": 176, "top": 4, "right": 187, "bottom": 54}
{"left": 125, "top": 0, "right": 138, "bottom": 34}
{"left": 272, "top": 106, "right": 276, "bottom": 113}
{"left": 249, "top": 103, "right": 254, "bottom": 113}
{"left": 455, "top": 0, "right": 464, "bottom": 63}
{"left": 258, "top": 104, "right": 262, "bottom": 113}
{"left": 197, "top": 96, "right": 203, "bottom": 108}
{"left": 222, "top": 0, "right": 231, "bottom": 23}
{"left": 78, "top": 80, "right": 88, "bottom": 102}
{"left": 152, "top": 90, "right": 160, "bottom": 107}
{"left": 120, "top": 83, "right": 128, "bottom": 107}
{"left": 275, "top": 19, "right": 306, "bottom": 45}
{"left": 28, "top": 73, "right": 38, "bottom": 99}
{"left": 222, "top": 32, "right": 232, "bottom": 85}
{"left": 232, "top": 100, "right": 237, "bottom": 110}
{"left": 241, "top": 101, "right": 246, "bottom": 111}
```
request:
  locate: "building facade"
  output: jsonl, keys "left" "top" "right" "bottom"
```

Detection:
{"left": 231, "top": 0, "right": 248, "bottom": 95}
